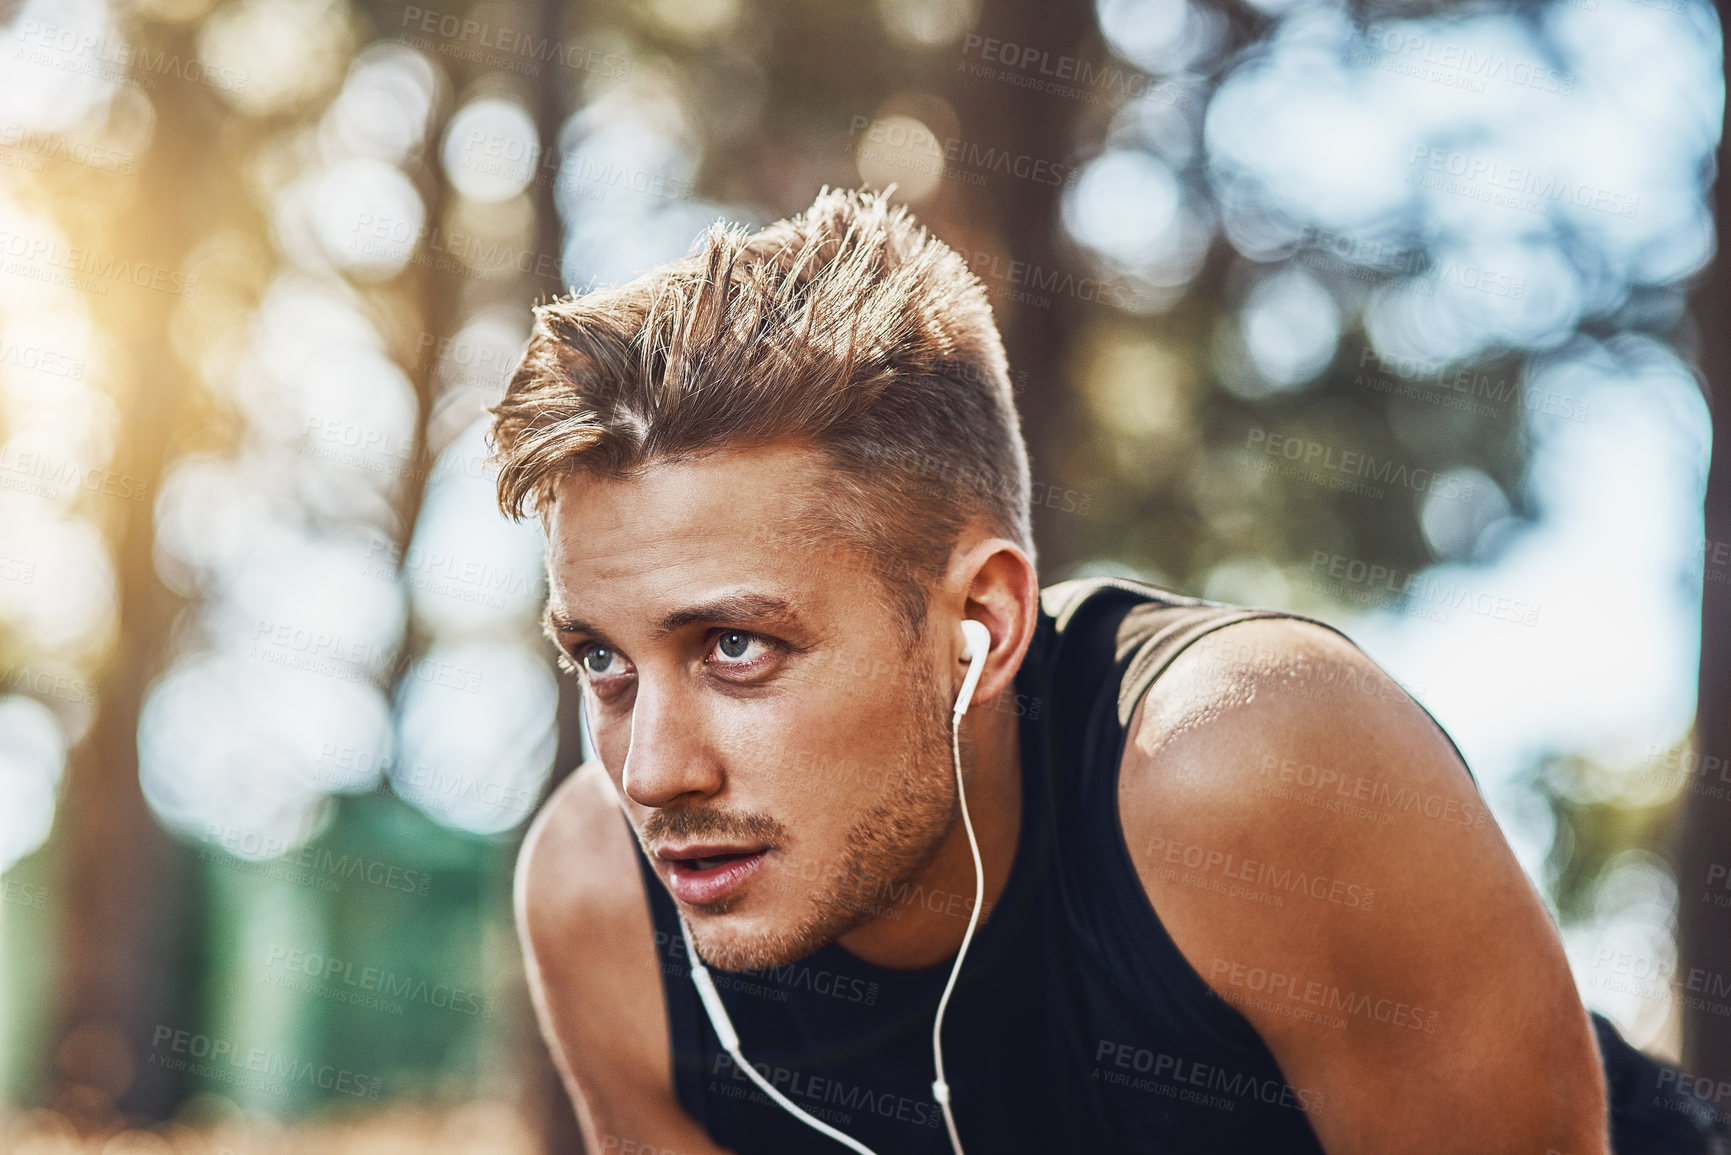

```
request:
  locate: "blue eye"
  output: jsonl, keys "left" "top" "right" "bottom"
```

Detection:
{"left": 709, "top": 631, "right": 773, "bottom": 667}
{"left": 582, "top": 645, "right": 619, "bottom": 675}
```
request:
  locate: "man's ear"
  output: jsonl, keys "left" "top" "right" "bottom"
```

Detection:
{"left": 946, "top": 536, "right": 1039, "bottom": 710}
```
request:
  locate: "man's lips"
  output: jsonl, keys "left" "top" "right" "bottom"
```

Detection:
{"left": 656, "top": 843, "right": 766, "bottom": 868}
{"left": 655, "top": 844, "right": 770, "bottom": 905}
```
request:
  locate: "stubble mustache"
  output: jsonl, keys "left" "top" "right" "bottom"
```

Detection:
{"left": 638, "top": 805, "right": 789, "bottom": 852}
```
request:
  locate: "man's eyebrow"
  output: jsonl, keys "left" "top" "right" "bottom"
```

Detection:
{"left": 542, "top": 593, "right": 803, "bottom": 643}
{"left": 653, "top": 592, "right": 802, "bottom": 637}
{"left": 543, "top": 605, "right": 596, "bottom": 640}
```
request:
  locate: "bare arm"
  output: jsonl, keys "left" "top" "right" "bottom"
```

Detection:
{"left": 1120, "top": 619, "right": 1609, "bottom": 1154}
{"left": 516, "top": 760, "right": 734, "bottom": 1155}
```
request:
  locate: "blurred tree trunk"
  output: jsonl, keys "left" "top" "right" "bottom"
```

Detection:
{"left": 518, "top": 3, "right": 586, "bottom": 1150}
{"left": 49, "top": 32, "right": 204, "bottom": 1125}
{"left": 944, "top": 0, "right": 1097, "bottom": 574}
{"left": 1678, "top": 0, "right": 1731, "bottom": 1087}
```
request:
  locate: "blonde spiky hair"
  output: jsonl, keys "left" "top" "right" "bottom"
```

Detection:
{"left": 488, "top": 187, "right": 1033, "bottom": 641}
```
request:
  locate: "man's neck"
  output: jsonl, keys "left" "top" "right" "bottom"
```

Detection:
{"left": 834, "top": 699, "right": 1024, "bottom": 971}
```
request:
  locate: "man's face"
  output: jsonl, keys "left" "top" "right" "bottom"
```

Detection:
{"left": 544, "top": 442, "right": 960, "bottom": 972}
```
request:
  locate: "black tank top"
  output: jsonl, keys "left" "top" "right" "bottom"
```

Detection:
{"left": 626, "top": 575, "right": 1727, "bottom": 1153}
{"left": 630, "top": 576, "right": 1380, "bottom": 1153}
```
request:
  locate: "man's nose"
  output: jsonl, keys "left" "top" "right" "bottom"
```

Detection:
{"left": 621, "top": 678, "right": 724, "bottom": 808}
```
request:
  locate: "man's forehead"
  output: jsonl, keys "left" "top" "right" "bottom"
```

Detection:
{"left": 544, "top": 449, "right": 834, "bottom": 573}
{"left": 540, "top": 443, "right": 866, "bottom": 626}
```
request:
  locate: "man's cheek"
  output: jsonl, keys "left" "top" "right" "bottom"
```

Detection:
{"left": 591, "top": 721, "right": 631, "bottom": 773}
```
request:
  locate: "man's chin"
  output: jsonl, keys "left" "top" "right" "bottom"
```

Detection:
{"left": 685, "top": 902, "right": 867, "bottom": 973}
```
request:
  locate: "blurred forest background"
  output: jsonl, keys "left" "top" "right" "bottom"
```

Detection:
{"left": 0, "top": 0, "right": 1727, "bottom": 1149}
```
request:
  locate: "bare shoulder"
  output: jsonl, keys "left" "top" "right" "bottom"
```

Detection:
{"left": 516, "top": 761, "right": 726, "bottom": 1153}
{"left": 515, "top": 758, "right": 664, "bottom": 1068}
{"left": 1125, "top": 615, "right": 1442, "bottom": 772}
{"left": 1117, "top": 617, "right": 1496, "bottom": 985}
{"left": 1118, "top": 616, "right": 1608, "bottom": 1154}
{"left": 517, "top": 758, "right": 648, "bottom": 945}
{"left": 1121, "top": 616, "right": 1477, "bottom": 835}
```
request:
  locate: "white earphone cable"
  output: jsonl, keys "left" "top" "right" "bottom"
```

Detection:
{"left": 678, "top": 621, "right": 990, "bottom": 1155}
{"left": 678, "top": 915, "right": 883, "bottom": 1155}
{"left": 930, "top": 694, "right": 985, "bottom": 1155}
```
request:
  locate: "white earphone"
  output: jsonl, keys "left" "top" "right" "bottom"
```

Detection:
{"left": 679, "top": 618, "right": 992, "bottom": 1155}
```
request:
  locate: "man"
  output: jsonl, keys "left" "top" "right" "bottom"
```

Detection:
{"left": 492, "top": 188, "right": 1681, "bottom": 1153}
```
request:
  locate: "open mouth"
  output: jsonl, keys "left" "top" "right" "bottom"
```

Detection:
{"left": 657, "top": 846, "right": 770, "bottom": 905}
{"left": 684, "top": 853, "right": 754, "bottom": 871}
